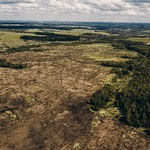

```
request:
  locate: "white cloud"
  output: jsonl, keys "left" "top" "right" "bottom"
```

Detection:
{"left": 0, "top": 0, "right": 36, "bottom": 4}
{"left": 125, "top": 0, "right": 150, "bottom": 3}
{"left": 17, "top": 2, "right": 38, "bottom": 8}
{"left": 0, "top": 0, "right": 149, "bottom": 22}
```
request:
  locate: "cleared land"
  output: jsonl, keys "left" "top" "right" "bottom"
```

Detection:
{"left": 0, "top": 38, "right": 149, "bottom": 149}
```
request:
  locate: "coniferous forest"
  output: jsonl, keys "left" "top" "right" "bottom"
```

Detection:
{"left": 88, "top": 39, "right": 150, "bottom": 130}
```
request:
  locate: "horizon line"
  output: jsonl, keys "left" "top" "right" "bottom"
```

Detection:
{"left": 0, "top": 20, "right": 150, "bottom": 24}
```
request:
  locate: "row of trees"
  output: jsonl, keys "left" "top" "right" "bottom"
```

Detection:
{"left": 20, "top": 33, "right": 79, "bottom": 42}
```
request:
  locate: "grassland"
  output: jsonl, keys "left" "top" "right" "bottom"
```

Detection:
{"left": 0, "top": 29, "right": 110, "bottom": 53}
{"left": 51, "top": 29, "right": 111, "bottom": 36}
{"left": 0, "top": 31, "right": 42, "bottom": 51}
{"left": 84, "top": 43, "right": 138, "bottom": 62}
{"left": 128, "top": 37, "right": 150, "bottom": 44}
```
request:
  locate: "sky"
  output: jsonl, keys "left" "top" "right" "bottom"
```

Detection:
{"left": 0, "top": 0, "right": 150, "bottom": 23}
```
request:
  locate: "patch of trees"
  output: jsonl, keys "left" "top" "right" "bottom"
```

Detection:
{"left": 0, "top": 58, "right": 26, "bottom": 69}
{"left": 115, "top": 57, "right": 150, "bottom": 127}
{"left": 1, "top": 45, "right": 41, "bottom": 54}
{"left": 101, "top": 61, "right": 131, "bottom": 68}
{"left": 111, "top": 40, "right": 150, "bottom": 57}
{"left": 0, "top": 25, "right": 74, "bottom": 30}
{"left": 80, "top": 33, "right": 113, "bottom": 43}
{"left": 88, "top": 41, "right": 150, "bottom": 129}
{"left": 20, "top": 33, "right": 80, "bottom": 42}
{"left": 87, "top": 84, "right": 115, "bottom": 111}
{"left": 80, "top": 32, "right": 150, "bottom": 57}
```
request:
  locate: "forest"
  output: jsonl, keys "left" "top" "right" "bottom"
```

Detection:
{"left": 88, "top": 37, "right": 150, "bottom": 133}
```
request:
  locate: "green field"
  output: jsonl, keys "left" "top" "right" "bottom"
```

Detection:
{"left": 85, "top": 44, "right": 138, "bottom": 62}
{"left": 0, "top": 31, "right": 41, "bottom": 50}
{"left": 51, "top": 29, "right": 111, "bottom": 36}
{"left": 128, "top": 37, "right": 150, "bottom": 44}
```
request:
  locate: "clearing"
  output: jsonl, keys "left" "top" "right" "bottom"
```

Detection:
{"left": 0, "top": 41, "right": 149, "bottom": 149}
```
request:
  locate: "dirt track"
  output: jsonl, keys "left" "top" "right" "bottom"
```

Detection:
{"left": 0, "top": 45, "right": 150, "bottom": 150}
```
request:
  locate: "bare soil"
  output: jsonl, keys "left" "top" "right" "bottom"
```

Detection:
{"left": 0, "top": 45, "right": 150, "bottom": 150}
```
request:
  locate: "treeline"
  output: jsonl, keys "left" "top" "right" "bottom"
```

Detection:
{"left": 87, "top": 84, "right": 115, "bottom": 111}
{"left": 116, "top": 58, "right": 150, "bottom": 127}
{"left": 0, "top": 45, "right": 42, "bottom": 54}
{"left": 111, "top": 40, "right": 150, "bottom": 57}
{"left": 0, "top": 58, "right": 26, "bottom": 69}
{"left": 88, "top": 41, "right": 150, "bottom": 129}
{"left": 20, "top": 32, "right": 79, "bottom": 42}
{"left": 80, "top": 33, "right": 150, "bottom": 57}
{"left": 80, "top": 33, "right": 112, "bottom": 43}
{"left": 1, "top": 21, "right": 150, "bottom": 30}
{"left": 0, "top": 25, "right": 74, "bottom": 30}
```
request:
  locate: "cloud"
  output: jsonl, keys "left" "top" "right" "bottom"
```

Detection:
{"left": 125, "top": 0, "right": 150, "bottom": 3}
{"left": 44, "top": 0, "right": 92, "bottom": 14}
{"left": 84, "top": 0, "right": 131, "bottom": 12}
{"left": 0, "top": 0, "right": 36, "bottom": 4}
{"left": 0, "top": 0, "right": 149, "bottom": 22}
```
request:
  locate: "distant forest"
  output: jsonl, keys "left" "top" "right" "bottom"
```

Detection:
{"left": 0, "top": 21, "right": 150, "bottom": 30}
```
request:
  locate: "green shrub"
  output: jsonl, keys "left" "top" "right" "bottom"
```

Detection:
{"left": 0, "top": 58, "right": 26, "bottom": 69}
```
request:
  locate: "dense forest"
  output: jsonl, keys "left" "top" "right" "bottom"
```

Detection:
{"left": 88, "top": 38, "right": 150, "bottom": 131}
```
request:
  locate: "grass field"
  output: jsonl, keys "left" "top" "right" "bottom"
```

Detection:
{"left": 51, "top": 29, "right": 111, "bottom": 36}
{"left": 0, "top": 31, "right": 41, "bottom": 50}
{"left": 128, "top": 37, "right": 150, "bottom": 44}
{"left": 84, "top": 43, "right": 138, "bottom": 62}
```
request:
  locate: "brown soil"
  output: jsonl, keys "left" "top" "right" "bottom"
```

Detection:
{"left": 0, "top": 45, "right": 150, "bottom": 150}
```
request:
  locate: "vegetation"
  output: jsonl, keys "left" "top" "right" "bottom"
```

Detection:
{"left": 2, "top": 44, "right": 41, "bottom": 54}
{"left": 20, "top": 32, "right": 80, "bottom": 42}
{"left": 0, "top": 21, "right": 150, "bottom": 137}
{"left": 0, "top": 58, "right": 26, "bottom": 69}
{"left": 88, "top": 37, "right": 150, "bottom": 133}
{"left": 0, "top": 31, "right": 38, "bottom": 50}
{"left": 128, "top": 37, "right": 150, "bottom": 44}
{"left": 52, "top": 29, "right": 110, "bottom": 36}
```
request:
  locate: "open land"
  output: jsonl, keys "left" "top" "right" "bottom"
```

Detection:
{"left": 0, "top": 22, "right": 150, "bottom": 150}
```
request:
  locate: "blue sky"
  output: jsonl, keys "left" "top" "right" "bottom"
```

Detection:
{"left": 0, "top": 0, "right": 150, "bottom": 22}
